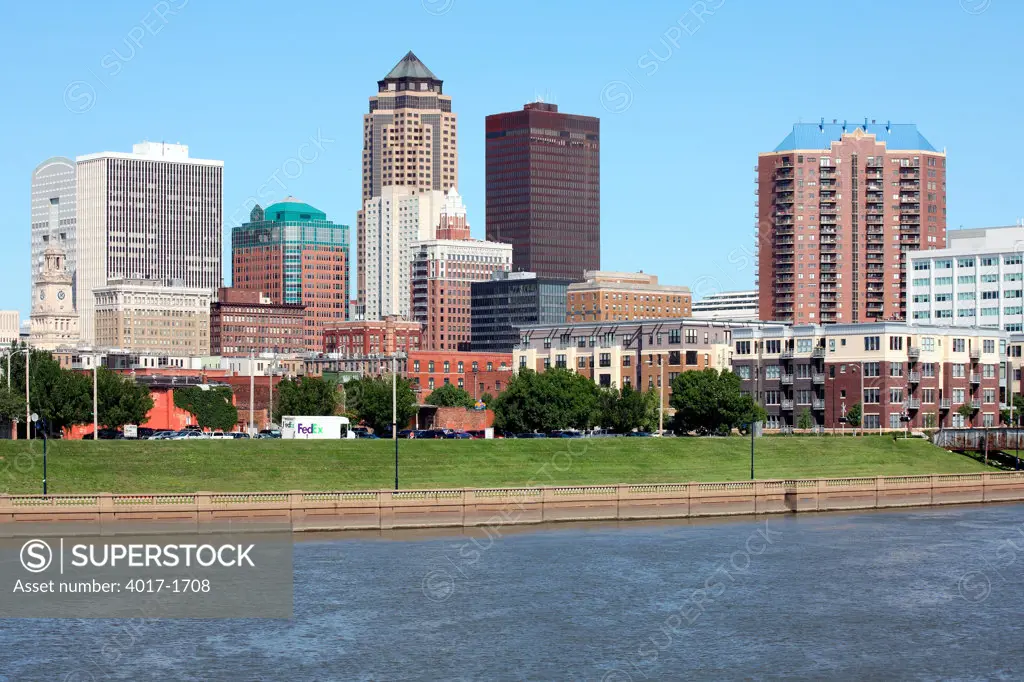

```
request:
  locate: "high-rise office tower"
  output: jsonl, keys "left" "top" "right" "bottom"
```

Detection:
{"left": 232, "top": 197, "right": 350, "bottom": 351}
{"left": 756, "top": 121, "right": 945, "bottom": 324}
{"left": 75, "top": 141, "right": 223, "bottom": 344}
{"left": 357, "top": 51, "right": 458, "bottom": 312}
{"left": 485, "top": 102, "right": 600, "bottom": 281}
{"left": 31, "top": 157, "right": 76, "bottom": 307}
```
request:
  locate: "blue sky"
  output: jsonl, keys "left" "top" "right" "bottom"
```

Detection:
{"left": 1, "top": 0, "right": 1020, "bottom": 320}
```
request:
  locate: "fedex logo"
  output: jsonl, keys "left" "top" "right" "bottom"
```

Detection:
{"left": 296, "top": 423, "right": 323, "bottom": 435}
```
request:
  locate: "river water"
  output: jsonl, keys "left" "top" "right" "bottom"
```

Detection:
{"left": 2, "top": 504, "right": 1024, "bottom": 681}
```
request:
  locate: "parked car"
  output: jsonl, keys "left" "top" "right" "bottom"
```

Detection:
{"left": 172, "top": 430, "right": 209, "bottom": 440}
{"left": 444, "top": 430, "right": 472, "bottom": 439}
{"left": 356, "top": 431, "right": 381, "bottom": 439}
{"left": 230, "top": 432, "right": 250, "bottom": 439}
{"left": 467, "top": 430, "right": 486, "bottom": 439}
{"left": 258, "top": 429, "right": 281, "bottom": 439}
{"left": 625, "top": 431, "right": 653, "bottom": 437}
{"left": 550, "top": 430, "right": 583, "bottom": 438}
{"left": 147, "top": 430, "right": 176, "bottom": 440}
{"left": 516, "top": 432, "right": 547, "bottom": 439}
{"left": 398, "top": 429, "right": 416, "bottom": 439}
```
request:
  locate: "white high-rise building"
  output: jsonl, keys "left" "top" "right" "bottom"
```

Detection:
{"left": 361, "top": 186, "right": 445, "bottom": 320}
{"left": 908, "top": 225, "right": 1024, "bottom": 331}
{"left": 691, "top": 290, "right": 760, "bottom": 321}
{"left": 75, "top": 141, "right": 223, "bottom": 343}
{"left": 31, "top": 157, "right": 76, "bottom": 306}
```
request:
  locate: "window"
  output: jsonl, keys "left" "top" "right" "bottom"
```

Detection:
{"left": 487, "top": 362, "right": 493, "bottom": 371}
{"left": 864, "top": 414, "right": 881, "bottom": 429}
{"left": 686, "top": 329, "right": 697, "bottom": 344}
{"left": 922, "top": 363, "right": 936, "bottom": 378}
{"left": 736, "top": 341, "right": 751, "bottom": 355}
{"left": 953, "top": 388, "right": 965, "bottom": 403}
{"left": 889, "top": 336, "right": 903, "bottom": 351}
{"left": 555, "top": 354, "right": 566, "bottom": 368}
{"left": 984, "top": 340, "right": 996, "bottom": 354}
{"left": 935, "top": 259, "right": 952, "bottom": 269}
{"left": 623, "top": 355, "right": 632, "bottom": 367}
{"left": 764, "top": 390, "right": 780, "bottom": 405}
{"left": 599, "top": 353, "right": 611, "bottom": 368}
{"left": 669, "top": 329, "right": 681, "bottom": 344}
{"left": 413, "top": 360, "right": 420, "bottom": 372}
{"left": 935, "top": 277, "right": 953, "bottom": 286}
{"left": 519, "top": 356, "right": 527, "bottom": 369}
{"left": 952, "top": 364, "right": 965, "bottom": 378}
{"left": 913, "top": 261, "right": 930, "bottom": 271}
{"left": 458, "top": 378, "right": 464, "bottom": 388}
{"left": 864, "top": 389, "right": 880, "bottom": 404}
{"left": 796, "top": 390, "right": 813, "bottom": 405}
{"left": 953, "top": 339, "right": 965, "bottom": 353}
{"left": 796, "top": 339, "right": 813, "bottom": 353}
{"left": 668, "top": 350, "right": 680, "bottom": 365}
{"left": 983, "top": 364, "right": 996, "bottom": 379}
{"left": 922, "top": 389, "right": 935, "bottom": 403}
{"left": 736, "top": 365, "right": 751, "bottom": 380}
{"left": 890, "top": 387, "right": 904, "bottom": 404}
{"left": 957, "top": 257, "right": 975, "bottom": 267}
{"left": 982, "top": 274, "right": 999, "bottom": 283}
{"left": 958, "top": 275, "right": 976, "bottom": 285}
{"left": 577, "top": 356, "right": 586, "bottom": 369}
{"left": 443, "top": 361, "right": 450, "bottom": 373}
{"left": 428, "top": 361, "right": 435, "bottom": 372}
{"left": 864, "top": 336, "right": 881, "bottom": 351}
{"left": 685, "top": 350, "right": 698, "bottom": 365}
{"left": 890, "top": 363, "right": 903, "bottom": 377}
{"left": 457, "top": 361, "right": 464, "bottom": 373}
{"left": 1006, "top": 254, "right": 1023, "bottom": 266}
{"left": 984, "top": 389, "right": 996, "bottom": 404}
{"left": 765, "top": 339, "right": 781, "bottom": 354}
{"left": 471, "top": 361, "right": 478, "bottom": 372}
{"left": 981, "top": 257, "right": 997, "bottom": 266}
{"left": 428, "top": 378, "right": 435, "bottom": 390}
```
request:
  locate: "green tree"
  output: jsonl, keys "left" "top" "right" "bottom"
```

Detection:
{"left": 274, "top": 376, "right": 343, "bottom": 423}
{"left": 479, "top": 392, "right": 494, "bottom": 407}
{"left": 668, "top": 368, "right": 756, "bottom": 436}
{"left": 8, "top": 350, "right": 92, "bottom": 435}
{"left": 492, "top": 368, "right": 601, "bottom": 433}
{"left": 599, "top": 385, "right": 660, "bottom": 433}
{"left": 173, "top": 386, "right": 238, "bottom": 431}
{"left": 426, "top": 383, "right": 475, "bottom": 408}
{"left": 844, "top": 402, "right": 862, "bottom": 428}
{"left": 349, "top": 375, "right": 417, "bottom": 434}
{"left": 0, "top": 385, "right": 26, "bottom": 423}
{"left": 957, "top": 403, "right": 975, "bottom": 426}
{"left": 797, "top": 408, "right": 814, "bottom": 430}
{"left": 96, "top": 368, "right": 154, "bottom": 429}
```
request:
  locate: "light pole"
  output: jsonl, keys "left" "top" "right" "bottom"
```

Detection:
{"left": 750, "top": 417, "right": 755, "bottom": 480}
{"left": 268, "top": 354, "right": 277, "bottom": 429}
{"left": 646, "top": 353, "right": 666, "bottom": 435}
{"left": 392, "top": 353, "right": 399, "bottom": 490}
{"left": 24, "top": 350, "right": 30, "bottom": 441}
{"left": 31, "top": 413, "right": 46, "bottom": 495}
{"left": 92, "top": 361, "right": 98, "bottom": 441}
{"left": 248, "top": 350, "right": 255, "bottom": 435}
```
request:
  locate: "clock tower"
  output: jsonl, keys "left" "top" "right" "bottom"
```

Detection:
{"left": 29, "top": 246, "right": 79, "bottom": 350}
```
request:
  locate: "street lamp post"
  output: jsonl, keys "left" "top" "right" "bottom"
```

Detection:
{"left": 268, "top": 355, "right": 276, "bottom": 430}
{"left": 392, "top": 353, "right": 399, "bottom": 490}
{"left": 24, "top": 350, "right": 30, "bottom": 441}
{"left": 31, "top": 413, "right": 46, "bottom": 495}
{"left": 92, "top": 362, "right": 98, "bottom": 441}
{"left": 248, "top": 351, "right": 255, "bottom": 436}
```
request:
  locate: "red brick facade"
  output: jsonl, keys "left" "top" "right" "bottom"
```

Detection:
{"left": 210, "top": 287, "right": 306, "bottom": 356}
{"left": 323, "top": 317, "right": 422, "bottom": 356}
{"left": 407, "top": 350, "right": 513, "bottom": 401}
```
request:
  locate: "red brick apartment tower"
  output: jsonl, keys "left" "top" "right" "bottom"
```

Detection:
{"left": 485, "top": 102, "right": 600, "bottom": 281}
{"left": 757, "top": 121, "right": 946, "bottom": 324}
{"left": 411, "top": 190, "right": 512, "bottom": 351}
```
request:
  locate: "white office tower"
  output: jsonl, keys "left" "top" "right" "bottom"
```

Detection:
{"left": 75, "top": 141, "right": 223, "bottom": 343}
{"left": 361, "top": 186, "right": 446, "bottom": 320}
{"left": 31, "top": 157, "right": 77, "bottom": 306}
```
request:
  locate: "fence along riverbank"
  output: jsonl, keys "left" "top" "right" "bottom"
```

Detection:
{"left": 2, "top": 472, "right": 1024, "bottom": 531}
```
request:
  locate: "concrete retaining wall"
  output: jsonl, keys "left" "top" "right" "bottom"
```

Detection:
{"left": 2, "top": 473, "right": 1023, "bottom": 531}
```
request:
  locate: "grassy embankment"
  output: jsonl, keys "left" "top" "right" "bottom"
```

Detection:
{"left": 0, "top": 435, "right": 996, "bottom": 495}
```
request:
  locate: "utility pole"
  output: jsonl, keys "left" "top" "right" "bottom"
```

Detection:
{"left": 268, "top": 355, "right": 275, "bottom": 428}
{"left": 24, "top": 350, "right": 30, "bottom": 440}
{"left": 249, "top": 351, "right": 255, "bottom": 435}
{"left": 659, "top": 355, "right": 665, "bottom": 435}
{"left": 92, "top": 362, "right": 98, "bottom": 440}
{"left": 392, "top": 353, "right": 399, "bottom": 490}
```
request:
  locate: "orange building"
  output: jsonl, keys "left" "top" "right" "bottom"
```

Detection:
{"left": 323, "top": 316, "right": 422, "bottom": 356}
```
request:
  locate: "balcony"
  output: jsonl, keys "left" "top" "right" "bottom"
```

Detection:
{"left": 812, "top": 347, "right": 826, "bottom": 359}
{"left": 812, "top": 372, "right": 825, "bottom": 385}
{"left": 908, "top": 370, "right": 920, "bottom": 383}
{"left": 904, "top": 398, "right": 921, "bottom": 411}
{"left": 780, "top": 349, "right": 794, "bottom": 359}
{"left": 940, "top": 399, "right": 951, "bottom": 410}
{"left": 908, "top": 346, "right": 920, "bottom": 359}
{"left": 970, "top": 373, "right": 981, "bottom": 385}
{"left": 780, "top": 399, "right": 794, "bottom": 411}
{"left": 970, "top": 348, "right": 981, "bottom": 361}
{"left": 780, "top": 373, "right": 794, "bottom": 385}
{"left": 812, "top": 398, "right": 825, "bottom": 410}
{"left": 971, "top": 399, "right": 982, "bottom": 410}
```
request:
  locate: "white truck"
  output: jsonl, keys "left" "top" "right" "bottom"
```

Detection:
{"left": 280, "top": 415, "right": 355, "bottom": 440}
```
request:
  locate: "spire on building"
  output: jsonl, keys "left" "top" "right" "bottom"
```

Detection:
{"left": 383, "top": 51, "right": 438, "bottom": 80}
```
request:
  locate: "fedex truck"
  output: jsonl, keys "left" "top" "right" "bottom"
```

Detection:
{"left": 280, "top": 416, "right": 355, "bottom": 439}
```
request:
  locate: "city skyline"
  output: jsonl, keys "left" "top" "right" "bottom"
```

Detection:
{"left": 3, "top": 1, "right": 1022, "bottom": 321}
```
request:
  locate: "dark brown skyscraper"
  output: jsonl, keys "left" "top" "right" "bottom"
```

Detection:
{"left": 485, "top": 102, "right": 600, "bottom": 281}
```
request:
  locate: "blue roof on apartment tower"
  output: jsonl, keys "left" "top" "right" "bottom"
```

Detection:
{"left": 774, "top": 122, "right": 937, "bottom": 152}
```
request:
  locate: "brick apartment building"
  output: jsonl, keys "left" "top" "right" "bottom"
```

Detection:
{"left": 407, "top": 350, "right": 513, "bottom": 401}
{"left": 485, "top": 102, "right": 600, "bottom": 281}
{"left": 731, "top": 323, "right": 1008, "bottom": 430}
{"left": 514, "top": 319, "right": 750, "bottom": 409}
{"left": 757, "top": 121, "right": 946, "bottom": 324}
{"left": 566, "top": 271, "right": 691, "bottom": 322}
{"left": 322, "top": 316, "right": 422, "bottom": 356}
{"left": 210, "top": 287, "right": 306, "bottom": 356}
